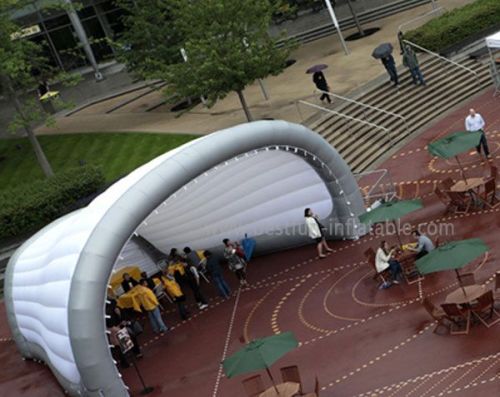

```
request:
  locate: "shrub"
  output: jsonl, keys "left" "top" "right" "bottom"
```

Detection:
{"left": 404, "top": 0, "right": 500, "bottom": 53}
{"left": 0, "top": 165, "right": 105, "bottom": 240}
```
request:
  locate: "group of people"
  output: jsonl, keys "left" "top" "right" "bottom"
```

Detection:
{"left": 375, "top": 230, "right": 435, "bottom": 288}
{"left": 380, "top": 44, "right": 426, "bottom": 88}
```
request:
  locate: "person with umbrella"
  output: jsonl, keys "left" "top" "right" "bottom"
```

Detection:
{"left": 307, "top": 64, "right": 331, "bottom": 103}
{"left": 465, "top": 108, "right": 490, "bottom": 157}
{"left": 403, "top": 45, "right": 425, "bottom": 86}
{"left": 373, "top": 43, "right": 399, "bottom": 86}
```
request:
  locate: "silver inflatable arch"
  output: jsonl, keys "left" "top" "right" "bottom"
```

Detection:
{"left": 5, "top": 120, "right": 365, "bottom": 396}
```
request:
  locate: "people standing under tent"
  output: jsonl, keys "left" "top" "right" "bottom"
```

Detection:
{"left": 381, "top": 54, "right": 399, "bottom": 86}
{"left": 223, "top": 238, "right": 249, "bottom": 286}
{"left": 204, "top": 250, "right": 231, "bottom": 299}
{"left": 184, "top": 246, "right": 201, "bottom": 269}
{"left": 402, "top": 45, "right": 425, "bottom": 86}
{"left": 140, "top": 271, "right": 156, "bottom": 290}
{"left": 137, "top": 280, "right": 169, "bottom": 334}
{"left": 168, "top": 248, "right": 182, "bottom": 263}
{"left": 105, "top": 297, "right": 143, "bottom": 368}
{"left": 304, "top": 207, "right": 333, "bottom": 259}
{"left": 184, "top": 261, "right": 209, "bottom": 310}
{"left": 121, "top": 272, "right": 139, "bottom": 292}
{"left": 375, "top": 241, "right": 403, "bottom": 286}
{"left": 312, "top": 71, "right": 332, "bottom": 103}
{"left": 465, "top": 108, "right": 490, "bottom": 157}
{"left": 161, "top": 273, "right": 190, "bottom": 320}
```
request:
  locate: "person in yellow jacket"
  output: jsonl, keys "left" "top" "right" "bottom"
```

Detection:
{"left": 137, "top": 280, "right": 168, "bottom": 334}
{"left": 161, "top": 274, "right": 189, "bottom": 320}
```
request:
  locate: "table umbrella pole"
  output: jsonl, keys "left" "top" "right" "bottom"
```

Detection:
{"left": 265, "top": 366, "right": 280, "bottom": 395}
{"left": 454, "top": 156, "right": 468, "bottom": 183}
{"left": 393, "top": 220, "right": 402, "bottom": 247}
{"left": 455, "top": 269, "right": 468, "bottom": 297}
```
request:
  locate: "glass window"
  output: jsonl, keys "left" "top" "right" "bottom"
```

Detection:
{"left": 48, "top": 26, "right": 87, "bottom": 70}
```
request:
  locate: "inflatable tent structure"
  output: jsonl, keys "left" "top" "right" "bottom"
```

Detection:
{"left": 486, "top": 31, "right": 500, "bottom": 96}
{"left": 5, "top": 120, "right": 365, "bottom": 396}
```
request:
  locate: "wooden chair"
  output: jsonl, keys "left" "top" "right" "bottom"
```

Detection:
{"left": 280, "top": 365, "right": 303, "bottom": 394}
{"left": 434, "top": 186, "right": 454, "bottom": 214}
{"left": 422, "top": 297, "right": 450, "bottom": 334}
{"left": 440, "top": 177, "right": 455, "bottom": 190}
{"left": 242, "top": 374, "right": 265, "bottom": 397}
{"left": 441, "top": 303, "right": 471, "bottom": 335}
{"left": 459, "top": 273, "right": 476, "bottom": 286}
{"left": 479, "top": 178, "right": 499, "bottom": 208}
{"left": 446, "top": 191, "right": 472, "bottom": 214}
{"left": 470, "top": 291, "right": 500, "bottom": 328}
{"left": 364, "top": 247, "right": 391, "bottom": 288}
{"left": 486, "top": 164, "right": 497, "bottom": 181}
{"left": 303, "top": 376, "right": 320, "bottom": 397}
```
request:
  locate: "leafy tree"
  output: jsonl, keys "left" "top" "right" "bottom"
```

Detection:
{"left": 165, "top": 0, "right": 293, "bottom": 122}
{"left": 114, "top": 0, "right": 184, "bottom": 80}
{"left": 0, "top": 0, "right": 78, "bottom": 178}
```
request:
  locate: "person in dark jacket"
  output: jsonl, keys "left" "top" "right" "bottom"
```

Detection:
{"left": 204, "top": 250, "right": 231, "bottom": 299}
{"left": 313, "top": 71, "right": 332, "bottom": 103}
{"left": 403, "top": 45, "right": 425, "bottom": 86}
{"left": 381, "top": 54, "right": 399, "bottom": 86}
{"left": 140, "top": 271, "right": 156, "bottom": 290}
{"left": 121, "top": 273, "right": 139, "bottom": 292}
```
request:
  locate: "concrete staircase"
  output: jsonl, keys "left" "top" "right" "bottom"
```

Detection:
{"left": 305, "top": 53, "right": 492, "bottom": 173}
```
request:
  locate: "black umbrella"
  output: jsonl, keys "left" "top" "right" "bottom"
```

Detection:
{"left": 306, "top": 64, "right": 328, "bottom": 74}
{"left": 372, "top": 43, "right": 393, "bottom": 59}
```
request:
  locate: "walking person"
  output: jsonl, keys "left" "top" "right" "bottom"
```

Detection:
{"left": 137, "top": 280, "right": 168, "bottom": 334}
{"left": 403, "top": 45, "right": 425, "bottom": 86}
{"left": 465, "top": 108, "right": 490, "bottom": 157}
{"left": 312, "top": 71, "right": 332, "bottom": 103}
{"left": 304, "top": 208, "right": 333, "bottom": 259}
{"left": 204, "top": 250, "right": 231, "bottom": 299}
{"left": 381, "top": 54, "right": 399, "bottom": 86}
{"left": 375, "top": 241, "right": 403, "bottom": 287}
{"left": 223, "top": 238, "right": 249, "bottom": 286}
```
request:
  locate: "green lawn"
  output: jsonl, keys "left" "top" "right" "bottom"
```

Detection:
{"left": 0, "top": 132, "right": 198, "bottom": 189}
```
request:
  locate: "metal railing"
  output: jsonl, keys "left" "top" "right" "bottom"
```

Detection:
{"left": 354, "top": 169, "right": 398, "bottom": 208}
{"left": 397, "top": 6, "right": 445, "bottom": 34}
{"left": 314, "top": 89, "right": 409, "bottom": 134}
{"left": 402, "top": 39, "right": 480, "bottom": 86}
{"left": 296, "top": 100, "right": 394, "bottom": 147}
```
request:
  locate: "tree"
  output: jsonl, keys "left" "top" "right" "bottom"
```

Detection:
{"left": 0, "top": 0, "right": 79, "bottom": 178}
{"left": 165, "top": 0, "right": 293, "bottom": 122}
{"left": 114, "top": 0, "right": 184, "bottom": 80}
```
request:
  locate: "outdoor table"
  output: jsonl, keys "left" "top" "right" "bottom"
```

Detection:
{"left": 117, "top": 286, "right": 143, "bottom": 312}
{"left": 450, "top": 177, "right": 485, "bottom": 193}
{"left": 259, "top": 382, "right": 300, "bottom": 397}
{"left": 445, "top": 285, "right": 486, "bottom": 305}
{"left": 394, "top": 246, "right": 422, "bottom": 285}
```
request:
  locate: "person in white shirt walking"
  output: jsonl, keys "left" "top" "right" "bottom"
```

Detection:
{"left": 465, "top": 108, "right": 489, "bottom": 157}
{"left": 304, "top": 208, "right": 333, "bottom": 259}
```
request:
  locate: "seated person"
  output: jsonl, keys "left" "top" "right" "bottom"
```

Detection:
{"left": 121, "top": 272, "right": 139, "bottom": 293}
{"left": 408, "top": 230, "right": 435, "bottom": 259}
{"left": 140, "top": 271, "right": 156, "bottom": 290}
{"left": 376, "top": 240, "right": 403, "bottom": 285}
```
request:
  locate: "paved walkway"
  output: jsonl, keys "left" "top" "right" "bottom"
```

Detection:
{"left": 36, "top": 0, "right": 473, "bottom": 136}
{"left": 1, "top": 87, "right": 499, "bottom": 397}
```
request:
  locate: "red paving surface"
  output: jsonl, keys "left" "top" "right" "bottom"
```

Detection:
{"left": 1, "top": 89, "right": 500, "bottom": 396}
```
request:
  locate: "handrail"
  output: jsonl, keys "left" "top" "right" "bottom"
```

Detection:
{"left": 314, "top": 89, "right": 409, "bottom": 133}
{"left": 296, "top": 100, "right": 394, "bottom": 147}
{"left": 402, "top": 39, "right": 480, "bottom": 86}
{"left": 397, "top": 6, "right": 445, "bottom": 34}
{"left": 354, "top": 169, "right": 398, "bottom": 204}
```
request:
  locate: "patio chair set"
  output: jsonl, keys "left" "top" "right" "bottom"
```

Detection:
{"left": 434, "top": 164, "right": 499, "bottom": 215}
{"left": 422, "top": 272, "right": 500, "bottom": 335}
{"left": 242, "top": 365, "right": 320, "bottom": 397}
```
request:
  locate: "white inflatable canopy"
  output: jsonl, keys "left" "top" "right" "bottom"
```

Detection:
{"left": 486, "top": 31, "right": 500, "bottom": 49}
{"left": 5, "top": 120, "right": 365, "bottom": 397}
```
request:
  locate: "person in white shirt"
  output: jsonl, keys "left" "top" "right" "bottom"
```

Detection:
{"left": 465, "top": 108, "right": 489, "bottom": 157}
{"left": 375, "top": 241, "right": 402, "bottom": 286}
{"left": 304, "top": 208, "right": 333, "bottom": 259}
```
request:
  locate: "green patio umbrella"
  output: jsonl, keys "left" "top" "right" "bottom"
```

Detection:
{"left": 416, "top": 238, "right": 489, "bottom": 294}
{"left": 427, "top": 131, "right": 483, "bottom": 182}
{"left": 223, "top": 331, "right": 298, "bottom": 393}
{"left": 359, "top": 199, "right": 423, "bottom": 245}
